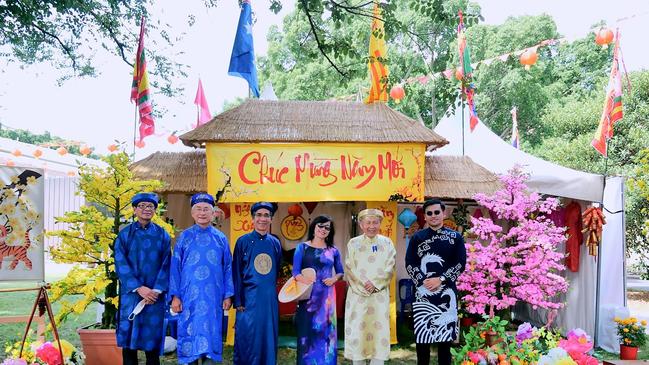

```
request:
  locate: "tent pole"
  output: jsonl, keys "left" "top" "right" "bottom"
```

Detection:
{"left": 594, "top": 138, "right": 611, "bottom": 347}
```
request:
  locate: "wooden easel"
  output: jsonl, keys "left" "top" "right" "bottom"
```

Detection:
{"left": 1, "top": 284, "right": 65, "bottom": 361}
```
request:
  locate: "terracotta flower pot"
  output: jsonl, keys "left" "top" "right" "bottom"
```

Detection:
{"left": 620, "top": 344, "right": 639, "bottom": 360}
{"left": 78, "top": 327, "right": 123, "bottom": 365}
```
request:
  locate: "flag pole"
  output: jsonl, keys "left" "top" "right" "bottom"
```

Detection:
{"left": 133, "top": 105, "right": 138, "bottom": 156}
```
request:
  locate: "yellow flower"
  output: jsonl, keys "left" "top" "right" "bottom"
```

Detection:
{"left": 57, "top": 339, "right": 76, "bottom": 358}
{"left": 642, "top": 320, "right": 647, "bottom": 326}
{"left": 633, "top": 325, "right": 639, "bottom": 330}
{"left": 623, "top": 328, "right": 629, "bottom": 333}
{"left": 26, "top": 176, "right": 37, "bottom": 185}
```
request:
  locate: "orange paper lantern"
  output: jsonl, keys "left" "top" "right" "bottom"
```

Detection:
{"left": 57, "top": 146, "right": 68, "bottom": 156}
{"left": 107, "top": 144, "right": 118, "bottom": 153}
{"left": 33, "top": 149, "right": 43, "bottom": 159}
{"left": 11, "top": 149, "right": 22, "bottom": 157}
{"left": 519, "top": 49, "right": 538, "bottom": 70}
{"left": 67, "top": 171, "right": 76, "bottom": 177}
{"left": 6, "top": 159, "right": 15, "bottom": 167}
{"left": 455, "top": 67, "right": 464, "bottom": 81}
{"left": 287, "top": 204, "right": 303, "bottom": 218}
{"left": 167, "top": 134, "right": 179, "bottom": 144}
{"left": 134, "top": 140, "right": 145, "bottom": 149}
{"left": 389, "top": 84, "right": 405, "bottom": 103}
{"left": 80, "top": 145, "right": 91, "bottom": 156}
{"left": 595, "top": 28, "right": 614, "bottom": 49}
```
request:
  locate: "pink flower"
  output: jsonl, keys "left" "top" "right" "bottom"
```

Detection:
{"left": 35, "top": 342, "right": 62, "bottom": 365}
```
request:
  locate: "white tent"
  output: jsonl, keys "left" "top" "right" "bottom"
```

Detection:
{"left": 433, "top": 109, "right": 625, "bottom": 351}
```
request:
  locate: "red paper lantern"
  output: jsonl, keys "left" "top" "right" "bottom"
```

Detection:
{"left": 389, "top": 84, "right": 405, "bottom": 103}
{"left": 80, "top": 145, "right": 91, "bottom": 156}
{"left": 134, "top": 140, "right": 145, "bottom": 149}
{"left": 107, "top": 144, "right": 118, "bottom": 153}
{"left": 217, "top": 203, "right": 230, "bottom": 220}
{"left": 167, "top": 134, "right": 179, "bottom": 144}
{"left": 33, "top": 149, "right": 43, "bottom": 159}
{"left": 288, "top": 204, "right": 303, "bottom": 218}
{"left": 57, "top": 146, "right": 68, "bottom": 156}
{"left": 11, "top": 149, "right": 22, "bottom": 157}
{"left": 595, "top": 28, "right": 614, "bottom": 49}
{"left": 519, "top": 49, "right": 538, "bottom": 70}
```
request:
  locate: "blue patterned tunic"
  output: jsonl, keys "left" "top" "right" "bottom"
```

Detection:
{"left": 169, "top": 224, "right": 234, "bottom": 363}
{"left": 114, "top": 221, "right": 171, "bottom": 351}
{"left": 232, "top": 231, "right": 282, "bottom": 365}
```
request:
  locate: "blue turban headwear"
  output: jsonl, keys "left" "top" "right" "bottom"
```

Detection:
{"left": 131, "top": 192, "right": 159, "bottom": 208}
{"left": 191, "top": 193, "right": 215, "bottom": 207}
{"left": 251, "top": 202, "right": 275, "bottom": 216}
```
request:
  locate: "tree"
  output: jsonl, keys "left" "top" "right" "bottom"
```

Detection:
{"left": 1, "top": 0, "right": 189, "bottom": 95}
{"left": 457, "top": 167, "right": 568, "bottom": 315}
{"left": 48, "top": 152, "right": 173, "bottom": 328}
{"left": 258, "top": 0, "right": 481, "bottom": 124}
{"left": 0, "top": 124, "right": 100, "bottom": 159}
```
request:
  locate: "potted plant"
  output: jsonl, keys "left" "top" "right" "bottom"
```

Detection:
{"left": 614, "top": 316, "right": 648, "bottom": 359}
{"left": 48, "top": 152, "right": 172, "bottom": 364}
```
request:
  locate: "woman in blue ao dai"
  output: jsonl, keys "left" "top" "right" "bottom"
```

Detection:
{"left": 293, "top": 215, "right": 344, "bottom": 365}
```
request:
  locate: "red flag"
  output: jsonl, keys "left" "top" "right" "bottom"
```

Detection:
{"left": 592, "top": 30, "right": 623, "bottom": 157}
{"left": 130, "top": 17, "right": 155, "bottom": 141}
{"left": 194, "top": 79, "right": 212, "bottom": 127}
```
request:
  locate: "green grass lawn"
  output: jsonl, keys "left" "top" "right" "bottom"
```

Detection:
{"left": 0, "top": 282, "right": 646, "bottom": 364}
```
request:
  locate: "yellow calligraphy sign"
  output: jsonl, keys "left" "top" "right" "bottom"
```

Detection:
{"left": 206, "top": 143, "right": 425, "bottom": 203}
{"left": 367, "top": 201, "right": 398, "bottom": 344}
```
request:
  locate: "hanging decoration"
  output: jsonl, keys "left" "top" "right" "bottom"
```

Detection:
{"left": 595, "top": 28, "right": 614, "bottom": 48}
{"left": 397, "top": 208, "right": 418, "bottom": 249}
{"left": 167, "top": 133, "right": 179, "bottom": 144}
{"left": 79, "top": 145, "right": 91, "bottom": 156}
{"left": 415, "top": 206, "right": 426, "bottom": 229}
{"left": 455, "top": 67, "right": 464, "bottom": 81}
{"left": 107, "top": 144, "right": 118, "bottom": 153}
{"left": 287, "top": 203, "right": 304, "bottom": 218}
{"left": 12, "top": 150, "right": 22, "bottom": 157}
{"left": 519, "top": 48, "right": 538, "bottom": 70}
{"left": 389, "top": 84, "right": 405, "bottom": 103}
{"left": 32, "top": 149, "right": 43, "bottom": 159}
{"left": 6, "top": 160, "right": 15, "bottom": 167}
{"left": 134, "top": 140, "right": 145, "bottom": 149}
{"left": 280, "top": 214, "right": 308, "bottom": 241}
{"left": 303, "top": 202, "right": 318, "bottom": 215}
{"left": 582, "top": 206, "right": 606, "bottom": 256}
{"left": 56, "top": 147, "right": 68, "bottom": 156}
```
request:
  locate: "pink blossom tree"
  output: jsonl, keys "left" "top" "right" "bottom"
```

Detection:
{"left": 457, "top": 167, "right": 569, "bottom": 315}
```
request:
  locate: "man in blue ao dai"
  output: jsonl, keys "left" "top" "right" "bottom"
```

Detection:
{"left": 170, "top": 193, "right": 234, "bottom": 364}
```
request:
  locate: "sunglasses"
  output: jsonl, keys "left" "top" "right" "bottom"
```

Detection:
{"left": 425, "top": 210, "right": 442, "bottom": 216}
{"left": 316, "top": 224, "right": 332, "bottom": 231}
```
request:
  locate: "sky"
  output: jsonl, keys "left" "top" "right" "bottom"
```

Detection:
{"left": 1, "top": 0, "right": 648, "bottom": 162}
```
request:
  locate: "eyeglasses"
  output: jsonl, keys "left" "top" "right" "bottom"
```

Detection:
{"left": 136, "top": 204, "right": 156, "bottom": 211}
{"left": 193, "top": 207, "right": 213, "bottom": 213}
{"left": 316, "top": 224, "right": 331, "bottom": 231}
{"left": 254, "top": 213, "right": 272, "bottom": 218}
{"left": 425, "top": 210, "right": 442, "bottom": 216}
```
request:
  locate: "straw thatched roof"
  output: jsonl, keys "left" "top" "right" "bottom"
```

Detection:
{"left": 132, "top": 151, "right": 500, "bottom": 200}
{"left": 425, "top": 155, "right": 501, "bottom": 199}
{"left": 179, "top": 99, "right": 448, "bottom": 149}
{"left": 130, "top": 150, "right": 206, "bottom": 193}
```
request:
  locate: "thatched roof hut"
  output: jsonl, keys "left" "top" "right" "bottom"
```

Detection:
{"left": 131, "top": 151, "right": 501, "bottom": 199}
{"left": 179, "top": 99, "right": 448, "bottom": 149}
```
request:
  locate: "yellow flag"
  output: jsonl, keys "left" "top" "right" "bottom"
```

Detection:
{"left": 365, "top": 2, "right": 389, "bottom": 103}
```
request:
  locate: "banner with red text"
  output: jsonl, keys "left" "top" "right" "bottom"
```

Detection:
{"left": 206, "top": 143, "right": 426, "bottom": 202}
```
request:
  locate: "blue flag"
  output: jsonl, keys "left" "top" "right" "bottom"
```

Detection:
{"left": 228, "top": 0, "right": 259, "bottom": 97}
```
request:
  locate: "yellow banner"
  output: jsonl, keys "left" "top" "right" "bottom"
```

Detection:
{"left": 226, "top": 203, "right": 253, "bottom": 345}
{"left": 206, "top": 143, "right": 425, "bottom": 203}
{"left": 367, "top": 201, "right": 398, "bottom": 344}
